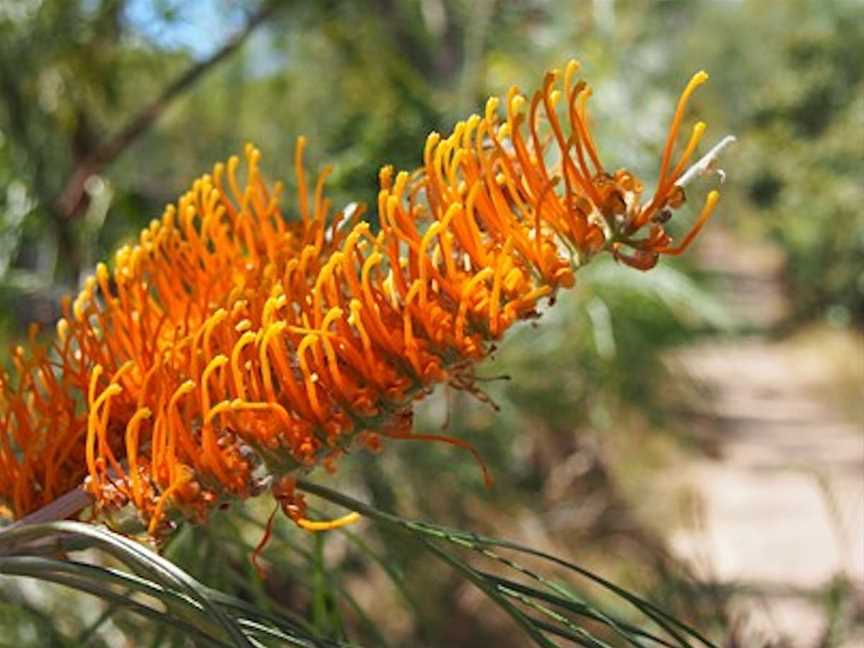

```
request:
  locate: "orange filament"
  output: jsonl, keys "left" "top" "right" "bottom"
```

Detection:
{"left": 251, "top": 504, "right": 280, "bottom": 579}
{"left": 657, "top": 71, "right": 710, "bottom": 190}
{"left": 659, "top": 190, "right": 720, "bottom": 256}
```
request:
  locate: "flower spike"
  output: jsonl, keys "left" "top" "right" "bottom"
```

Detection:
{"left": 0, "top": 64, "right": 728, "bottom": 540}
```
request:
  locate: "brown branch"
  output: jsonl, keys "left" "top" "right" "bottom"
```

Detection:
{"left": 53, "top": 2, "right": 280, "bottom": 220}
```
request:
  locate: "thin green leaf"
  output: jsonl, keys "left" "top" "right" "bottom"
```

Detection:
{"left": 420, "top": 538, "right": 559, "bottom": 648}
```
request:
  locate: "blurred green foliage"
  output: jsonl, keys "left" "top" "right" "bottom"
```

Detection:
{"left": 0, "top": 0, "right": 861, "bottom": 646}
{"left": 674, "top": 0, "right": 864, "bottom": 325}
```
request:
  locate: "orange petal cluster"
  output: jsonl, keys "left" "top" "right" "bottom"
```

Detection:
{"left": 0, "top": 62, "right": 720, "bottom": 536}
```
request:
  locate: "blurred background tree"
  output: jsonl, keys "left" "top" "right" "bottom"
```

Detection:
{"left": 0, "top": 0, "right": 861, "bottom": 646}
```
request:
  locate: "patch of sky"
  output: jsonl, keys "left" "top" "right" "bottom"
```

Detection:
{"left": 123, "top": 0, "right": 246, "bottom": 59}
{"left": 122, "top": 0, "right": 286, "bottom": 77}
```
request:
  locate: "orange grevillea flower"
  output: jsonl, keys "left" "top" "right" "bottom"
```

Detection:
{"left": 0, "top": 61, "right": 720, "bottom": 537}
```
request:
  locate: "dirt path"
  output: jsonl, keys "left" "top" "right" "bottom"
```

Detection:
{"left": 668, "top": 229, "right": 864, "bottom": 646}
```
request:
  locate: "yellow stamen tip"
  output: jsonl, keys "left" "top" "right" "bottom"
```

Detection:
{"left": 105, "top": 384, "right": 122, "bottom": 397}
{"left": 56, "top": 318, "right": 69, "bottom": 342}
{"left": 297, "top": 511, "right": 361, "bottom": 532}
{"left": 379, "top": 165, "right": 394, "bottom": 189}
{"left": 485, "top": 97, "right": 499, "bottom": 123}
{"left": 510, "top": 94, "right": 526, "bottom": 114}
{"left": 424, "top": 132, "right": 441, "bottom": 161}
{"left": 565, "top": 59, "right": 581, "bottom": 83}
